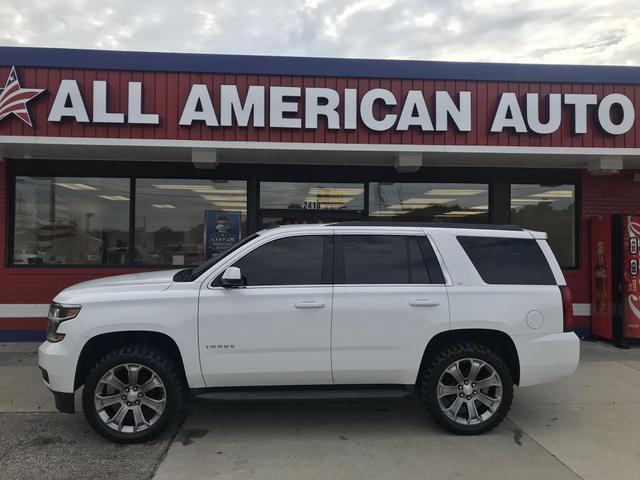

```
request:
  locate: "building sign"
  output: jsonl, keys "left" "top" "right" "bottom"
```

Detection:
{"left": 1, "top": 64, "right": 639, "bottom": 144}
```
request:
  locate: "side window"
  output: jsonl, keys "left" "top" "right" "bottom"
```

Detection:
{"left": 226, "top": 235, "right": 329, "bottom": 286}
{"left": 336, "top": 235, "right": 444, "bottom": 285}
{"left": 457, "top": 236, "right": 556, "bottom": 285}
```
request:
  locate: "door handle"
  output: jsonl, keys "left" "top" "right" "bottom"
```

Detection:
{"left": 409, "top": 299, "right": 440, "bottom": 307}
{"left": 294, "top": 302, "right": 326, "bottom": 309}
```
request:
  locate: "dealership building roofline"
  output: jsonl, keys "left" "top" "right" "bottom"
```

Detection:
{"left": 2, "top": 46, "right": 640, "bottom": 84}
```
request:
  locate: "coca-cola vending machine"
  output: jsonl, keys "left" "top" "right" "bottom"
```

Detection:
{"left": 591, "top": 215, "right": 640, "bottom": 347}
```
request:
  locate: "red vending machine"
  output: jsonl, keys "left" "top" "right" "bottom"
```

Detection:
{"left": 591, "top": 215, "right": 640, "bottom": 347}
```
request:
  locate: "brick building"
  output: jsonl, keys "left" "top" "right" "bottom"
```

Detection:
{"left": 1, "top": 46, "right": 640, "bottom": 340}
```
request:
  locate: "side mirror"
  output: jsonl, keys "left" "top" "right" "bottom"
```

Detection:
{"left": 221, "top": 266, "right": 244, "bottom": 288}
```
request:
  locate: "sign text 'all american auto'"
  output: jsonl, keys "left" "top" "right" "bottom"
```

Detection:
{"left": 46, "top": 79, "right": 636, "bottom": 136}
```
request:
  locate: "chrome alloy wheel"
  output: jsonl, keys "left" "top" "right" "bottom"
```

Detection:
{"left": 437, "top": 358, "right": 503, "bottom": 426}
{"left": 94, "top": 363, "right": 167, "bottom": 433}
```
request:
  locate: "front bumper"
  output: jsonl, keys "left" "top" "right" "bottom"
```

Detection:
{"left": 52, "top": 390, "right": 75, "bottom": 414}
{"left": 514, "top": 331, "right": 580, "bottom": 387}
{"left": 38, "top": 335, "right": 83, "bottom": 395}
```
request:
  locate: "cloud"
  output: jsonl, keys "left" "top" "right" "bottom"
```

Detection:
{"left": 1, "top": 0, "right": 639, "bottom": 65}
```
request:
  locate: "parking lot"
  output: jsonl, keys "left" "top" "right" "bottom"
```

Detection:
{"left": 1, "top": 340, "right": 639, "bottom": 480}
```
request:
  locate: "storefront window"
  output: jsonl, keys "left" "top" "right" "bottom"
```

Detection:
{"left": 13, "top": 177, "right": 130, "bottom": 265}
{"left": 369, "top": 183, "right": 489, "bottom": 223}
{"left": 134, "top": 179, "right": 247, "bottom": 266}
{"left": 260, "top": 182, "right": 365, "bottom": 211}
{"left": 510, "top": 184, "right": 576, "bottom": 268}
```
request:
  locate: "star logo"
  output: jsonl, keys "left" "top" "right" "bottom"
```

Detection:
{"left": 0, "top": 66, "right": 46, "bottom": 127}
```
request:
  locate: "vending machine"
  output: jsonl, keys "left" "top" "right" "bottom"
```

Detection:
{"left": 591, "top": 215, "right": 640, "bottom": 346}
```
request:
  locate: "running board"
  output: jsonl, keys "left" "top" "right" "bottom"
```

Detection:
{"left": 192, "top": 385, "right": 414, "bottom": 402}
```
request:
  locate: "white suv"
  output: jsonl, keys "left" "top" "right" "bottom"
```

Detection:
{"left": 39, "top": 222, "right": 579, "bottom": 442}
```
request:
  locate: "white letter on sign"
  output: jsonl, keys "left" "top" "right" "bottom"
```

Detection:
{"left": 179, "top": 85, "right": 218, "bottom": 126}
{"left": 490, "top": 93, "right": 527, "bottom": 133}
{"left": 92, "top": 80, "right": 125, "bottom": 123}
{"left": 220, "top": 85, "right": 265, "bottom": 127}
{"left": 598, "top": 93, "right": 635, "bottom": 135}
{"left": 526, "top": 93, "right": 561, "bottom": 134}
{"left": 48, "top": 80, "right": 90, "bottom": 123}
{"left": 305, "top": 88, "right": 340, "bottom": 129}
{"left": 435, "top": 91, "right": 471, "bottom": 132}
{"left": 397, "top": 90, "right": 433, "bottom": 131}
{"left": 360, "top": 88, "right": 397, "bottom": 131}
{"left": 128, "top": 82, "right": 159, "bottom": 124}
{"left": 563, "top": 94, "right": 597, "bottom": 134}
{"left": 270, "top": 86, "right": 301, "bottom": 128}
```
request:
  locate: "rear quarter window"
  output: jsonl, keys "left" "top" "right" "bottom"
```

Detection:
{"left": 457, "top": 236, "right": 556, "bottom": 285}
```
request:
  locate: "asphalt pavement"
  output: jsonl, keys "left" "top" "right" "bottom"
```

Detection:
{"left": 1, "top": 340, "right": 639, "bottom": 480}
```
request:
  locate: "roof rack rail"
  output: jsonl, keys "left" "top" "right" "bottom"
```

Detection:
{"left": 329, "top": 221, "right": 523, "bottom": 231}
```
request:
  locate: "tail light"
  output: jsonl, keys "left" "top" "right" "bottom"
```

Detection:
{"left": 560, "top": 286, "right": 574, "bottom": 332}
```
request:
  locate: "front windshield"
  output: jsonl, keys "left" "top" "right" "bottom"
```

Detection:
{"left": 186, "top": 233, "right": 259, "bottom": 281}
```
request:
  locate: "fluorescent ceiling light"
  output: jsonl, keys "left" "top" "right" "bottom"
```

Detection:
{"left": 470, "top": 205, "right": 489, "bottom": 210}
{"left": 54, "top": 183, "right": 97, "bottom": 191}
{"left": 210, "top": 202, "right": 247, "bottom": 207}
{"left": 427, "top": 189, "right": 486, "bottom": 196}
{"left": 440, "top": 211, "right": 485, "bottom": 216}
{"left": 151, "top": 204, "right": 176, "bottom": 209}
{"left": 308, "top": 187, "right": 363, "bottom": 196}
{"left": 201, "top": 195, "right": 247, "bottom": 201}
{"left": 530, "top": 190, "right": 573, "bottom": 198}
{"left": 98, "top": 195, "right": 129, "bottom": 201}
{"left": 153, "top": 184, "right": 245, "bottom": 194}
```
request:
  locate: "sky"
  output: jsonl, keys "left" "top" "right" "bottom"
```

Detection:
{"left": 1, "top": 0, "right": 640, "bottom": 65}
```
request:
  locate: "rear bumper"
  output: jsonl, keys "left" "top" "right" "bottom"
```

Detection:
{"left": 513, "top": 332, "right": 580, "bottom": 387}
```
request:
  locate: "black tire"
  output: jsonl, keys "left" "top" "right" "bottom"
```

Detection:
{"left": 82, "top": 345, "right": 186, "bottom": 443}
{"left": 418, "top": 342, "right": 513, "bottom": 435}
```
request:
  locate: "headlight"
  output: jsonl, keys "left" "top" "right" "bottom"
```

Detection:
{"left": 46, "top": 303, "right": 81, "bottom": 342}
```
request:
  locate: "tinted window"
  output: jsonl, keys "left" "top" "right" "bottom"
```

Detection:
{"left": 510, "top": 184, "right": 575, "bottom": 267}
{"left": 337, "top": 235, "right": 444, "bottom": 284}
{"left": 231, "top": 235, "right": 327, "bottom": 286}
{"left": 13, "top": 177, "right": 130, "bottom": 265}
{"left": 457, "top": 236, "right": 556, "bottom": 285}
{"left": 135, "top": 179, "right": 247, "bottom": 266}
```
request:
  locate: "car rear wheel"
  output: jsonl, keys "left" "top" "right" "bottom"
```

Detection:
{"left": 82, "top": 345, "right": 185, "bottom": 443}
{"left": 418, "top": 343, "right": 513, "bottom": 435}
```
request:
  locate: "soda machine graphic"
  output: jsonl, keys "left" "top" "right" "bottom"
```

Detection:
{"left": 591, "top": 215, "right": 640, "bottom": 345}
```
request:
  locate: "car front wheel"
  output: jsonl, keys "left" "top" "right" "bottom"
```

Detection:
{"left": 82, "top": 345, "right": 185, "bottom": 443}
{"left": 419, "top": 343, "right": 514, "bottom": 435}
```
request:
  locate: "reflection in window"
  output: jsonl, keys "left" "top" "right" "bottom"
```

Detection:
{"left": 135, "top": 179, "right": 247, "bottom": 266}
{"left": 260, "top": 182, "right": 365, "bottom": 211}
{"left": 369, "top": 183, "right": 489, "bottom": 223}
{"left": 510, "top": 184, "right": 575, "bottom": 267}
{"left": 13, "top": 177, "right": 130, "bottom": 265}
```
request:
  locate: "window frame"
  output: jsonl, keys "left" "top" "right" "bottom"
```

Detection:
{"left": 6, "top": 159, "right": 581, "bottom": 270}
{"left": 334, "top": 233, "right": 446, "bottom": 286}
{"left": 10, "top": 175, "right": 133, "bottom": 268}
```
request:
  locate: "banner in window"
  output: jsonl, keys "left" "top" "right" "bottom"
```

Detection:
{"left": 204, "top": 211, "right": 241, "bottom": 260}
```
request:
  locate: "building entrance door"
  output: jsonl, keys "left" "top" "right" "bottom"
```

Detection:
{"left": 258, "top": 181, "right": 367, "bottom": 229}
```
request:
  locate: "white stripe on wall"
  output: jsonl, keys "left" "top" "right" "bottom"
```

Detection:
{"left": 573, "top": 303, "right": 591, "bottom": 317}
{"left": 0, "top": 304, "right": 50, "bottom": 318}
{"left": 0, "top": 303, "right": 594, "bottom": 319}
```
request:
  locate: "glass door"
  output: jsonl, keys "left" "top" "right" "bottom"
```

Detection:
{"left": 258, "top": 182, "right": 366, "bottom": 229}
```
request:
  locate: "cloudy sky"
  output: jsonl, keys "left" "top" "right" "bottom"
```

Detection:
{"left": 1, "top": 0, "right": 639, "bottom": 65}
